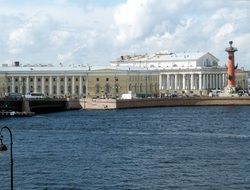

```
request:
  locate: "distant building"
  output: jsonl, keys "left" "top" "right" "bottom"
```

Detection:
{"left": 0, "top": 51, "right": 247, "bottom": 99}
{"left": 0, "top": 64, "right": 159, "bottom": 99}
{"left": 112, "top": 51, "right": 227, "bottom": 95}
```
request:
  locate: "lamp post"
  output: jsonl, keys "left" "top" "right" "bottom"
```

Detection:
{"left": 0, "top": 126, "right": 13, "bottom": 190}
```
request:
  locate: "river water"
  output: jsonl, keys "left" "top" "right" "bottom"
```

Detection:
{"left": 0, "top": 106, "right": 250, "bottom": 189}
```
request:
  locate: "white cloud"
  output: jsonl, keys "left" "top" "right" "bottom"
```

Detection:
{"left": 113, "top": 0, "right": 153, "bottom": 44}
{"left": 0, "top": 0, "right": 249, "bottom": 69}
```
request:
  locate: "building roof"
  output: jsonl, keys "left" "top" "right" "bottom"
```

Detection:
{"left": 112, "top": 51, "right": 218, "bottom": 62}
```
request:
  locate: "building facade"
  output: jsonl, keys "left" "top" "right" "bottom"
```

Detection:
{"left": 0, "top": 65, "right": 159, "bottom": 99}
{"left": 112, "top": 51, "right": 228, "bottom": 95}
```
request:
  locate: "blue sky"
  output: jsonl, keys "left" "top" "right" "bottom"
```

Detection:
{"left": 0, "top": 0, "right": 249, "bottom": 69}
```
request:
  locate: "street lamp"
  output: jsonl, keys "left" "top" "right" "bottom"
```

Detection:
{"left": 0, "top": 126, "right": 14, "bottom": 190}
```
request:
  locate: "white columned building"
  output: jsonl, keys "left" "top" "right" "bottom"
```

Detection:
{"left": 111, "top": 51, "right": 227, "bottom": 95}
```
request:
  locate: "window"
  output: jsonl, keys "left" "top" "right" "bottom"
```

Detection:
{"left": 114, "top": 83, "right": 120, "bottom": 94}
{"left": 60, "top": 78, "right": 64, "bottom": 82}
{"left": 95, "top": 84, "right": 100, "bottom": 94}
{"left": 45, "top": 78, "right": 49, "bottom": 82}
{"left": 75, "top": 78, "right": 79, "bottom": 82}
{"left": 60, "top": 85, "right": 64, "bottom": 94}
{"left": 106, "top": 78, "right": 109, "bottom": 82}
{"left": 134, "top": 84, "right": 137, "bottom": 93}
{"left": 150, "top": 83, "right": 153, "bottom": 93}
{"left": 75, "top": 85, "right": 79, "bottom": 95}
{"left": 37, "top": 85, "right": 41, "bottom": 92}
{"left": 83, "top": 85, "right": 86, "bottom": 94}
{"left": 129, "top": 84, "right": 132, "bottom": 91}
{"left": 96, "top": 78, "right": 99, "bottom": 82}
{"left": 68, "top": 86, "right": 71, "bottom": 94}
{"left": 53, "top": 85, "right": 57, "bottom": 94}
{"left": 38, "top": 78, "right": 41, "bottom": 82}
{"left": 105, "top": 83, "right": 110, "bottom": 94}
{"left": 15, "top": 86, "right": 18, "bottom": 93}
{"left": 45, "top": 85, "right": 49, "bottom": 95}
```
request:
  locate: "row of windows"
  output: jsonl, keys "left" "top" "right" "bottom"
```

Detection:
{"left": 94, "top": 83, "right": 158, "bottom": 94}
{"left": 96, "top": 77, "right": 119, "bottom": 82}
{"left": 9, "top": 85, "right": 87, "bottom": 95}
{"left": 8, "top": 77, "right": 86, "bottom": 83}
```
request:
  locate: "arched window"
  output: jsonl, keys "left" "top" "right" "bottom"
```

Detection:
{"left": 95, "top": 84, "right": 100, "bottom": 94}
{"left": 45, "top": 85, "right": 49, "bottom": 95}
{"left": 129, "top": 84, "right": 132, "bottom": 91}
{"left": 15, "top": 86, "right": 18, "bottom": 93}
{"left": 37, "top": 85, "right": 41, "bottom": 92}
{"left": 155, "top": 83, "right": 158, "bottom": 91}
{"left": 68, "top": 86, "right": 71, "bottom": 94}
{"left": 134, "top": 84, "right": 137, "bottom": 93}
{"left": 30, "top": 86, "right": 34, "bottom": 92}
{"left": 83, "top": 85, "right": 86, "bottom": 94}
{"left": 53, "top": 85, "right": 57, "bottom": 94}
{"left": 150, "top": 83, "right": 153, "bottom": 93}
{"left": 60, "top": 85, "right": 64, "bottom": 94}
{"left": 75, "top": 85, "right": 79, "bottom": 95}
{"left": 114, "top": 83, "right": 120, "bottom": 94}
{"left": 105, "top": 83, "right": 110, "bottom": 94}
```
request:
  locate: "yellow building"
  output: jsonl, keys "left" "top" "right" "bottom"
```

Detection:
{"left": 0, "top": 64, "right": 159, "bottom": 99}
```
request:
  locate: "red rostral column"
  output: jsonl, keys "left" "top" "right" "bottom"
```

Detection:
{"left": 225, "top": 41, "right": 237, "bottom": 88}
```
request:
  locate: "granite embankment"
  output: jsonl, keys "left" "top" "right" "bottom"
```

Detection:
{"left": 81, "top": 97, "right": 250, "bottom": 110}
{"left": 116, "top": 97, "right": 250, "bottom": 109}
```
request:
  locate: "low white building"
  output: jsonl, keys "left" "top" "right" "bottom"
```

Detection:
{"left": 111, "top": 51, "right": 227, "bottom": 94}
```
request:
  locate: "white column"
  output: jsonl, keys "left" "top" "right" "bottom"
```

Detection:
{"left": 215, "top": 74, "right": 217, "bottom": 89}
{"left": 26, "top": 76, "right": 29, "bottom": 94}
{"left": 41, "top": 76, "right": 45, "bottom": 94}
{"left": 79, "top": 76, "right": 83, "bottom": 96}
{"left": 213, "top": 74, "right": 216, "bottom": 89}
{"left": 64, "top": 76, "right": 68, "bottom": 95}
{"left": 163, "top": 75, "right": 167, "bottom": 89}
{"left": 49, "top": 76, "right": 53, "bottom": 95}
{"left": 11, "top": 77, "right": 15, "bottom": 92}
{"left": 85, "top": 75, "right": 88, "bottom": 97}
{"left": 182, "top": 74, "right": 186, "bottom": 90}
{"left": 205, "top": 74, "right": 208, "bottom": 89}
{"left": 199, "top": 74, "right": 202, "bottom": 90}
{"left": 19, "top": 77, "right": 22, "bottom": 93}
{"left": 159, "top": 74, "right": 162, "bottom": 90}
{"left": 174, "top": 74, "right": 178, "bottom": 90}
{"left": 34, "top": 76, "right": 37, "bottom": 92}
{"left": 218, "top": 74, "right": 221, "bottom": 89}
{"left": 209, "top": 74, "right": 212, "bottom": 89}
{"left": 167, "top": 74, "right": 170, "bottom": 90}
{"left": 190, "top": 74, "right": 194, "bottom": 90}
{"left": 72, "top": 76, "right": 75, "bottom": 96}
{"left": 57, "top": 76, "right": 60, "bottom": 96}
{"left": 203, "top": 74, "right": 206, "bottom": 89}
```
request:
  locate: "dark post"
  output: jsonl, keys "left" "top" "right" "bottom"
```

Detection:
{"left": 0, "top": 126, "right": 14, "bottom": 190}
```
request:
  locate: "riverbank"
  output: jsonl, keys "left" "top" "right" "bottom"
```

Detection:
{"left": 80, "top": 97, "right": 250, "bottom": 110}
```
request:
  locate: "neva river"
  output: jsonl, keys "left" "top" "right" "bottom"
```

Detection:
{"left": 0, "top": 107, "right": 250, "bottom": 190}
